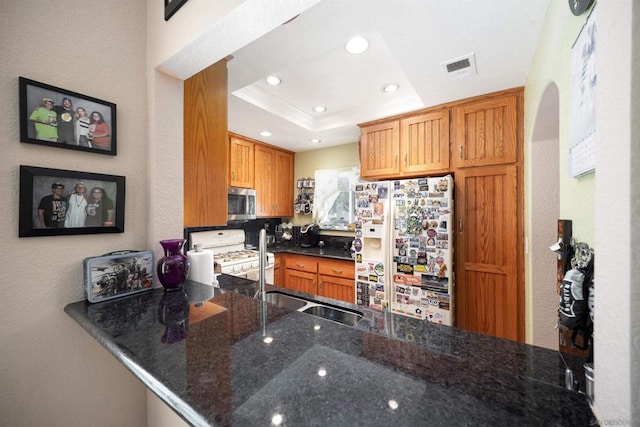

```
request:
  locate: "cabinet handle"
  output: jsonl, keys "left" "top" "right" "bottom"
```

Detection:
{"left": 404, "top": 153, "right": 408, "bottom": 167}
{"left": 459, "top": 145, "right": 464, "bottom": 160}
{"left": 395, "top": 154, "right": 398, "bottom": 167}
{"left": 331, "top": 268, "right": 343, "bottom": 274}
{"left": 296, "top": 263, "right": 305, "bottom": 268}
{"left": 319, "top": 280, "right": 323, "bottom": 290}
{"left": 459, "top": 218, "right": 464, "bottom": 233}
{"left": 231, "top": 171, "right": 235, "bottom": 180}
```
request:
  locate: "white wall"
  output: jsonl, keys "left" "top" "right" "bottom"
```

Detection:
{"left": 593, "top": 1, "right": 638, "bottom": 422}
{"left": 0, "top": 1, "right": 148, "bottom": 425}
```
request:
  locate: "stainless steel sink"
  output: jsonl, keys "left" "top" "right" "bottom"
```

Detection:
{"left": 263, "top": 291, "right": 363, "bottom": 326}
{"left": 263, "top": 291, "right": 308, "bottom": 311}
{"left": 300, "top": 304, "right": 363, "bottom": 327}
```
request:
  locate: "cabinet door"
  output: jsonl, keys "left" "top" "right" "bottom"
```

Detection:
{"left": 184, "top": 60, "right": 228, "bottom": 227}
{"left": 285, "top": 269, "right": 317, "bottom": 294}
{"left": 229, "top": 135, "right": 254, "bottom": 188}
{"left": 400, "top": 110, "right": 450, "bottom": 175}
{"left": 455, "top": 165, "right": 521, "bottom": 341}
{"left": 274, "top": 150, "right": 294, "bottom": 217}
{"left": 254, "top": 145, "right": 275, "bottom": 217}
{"left": 359, "top": 121, "right": 400, "bottom": 179}
{"left": 319, "top": 275, "right": 355, "bottom": 303}
{"left": 453, "top": 94, "right": 517, "bottom": 168}
{"left": 273, "top": 253, "right": 284, "bottom": 286}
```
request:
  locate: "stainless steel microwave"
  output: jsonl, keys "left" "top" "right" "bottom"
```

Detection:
{"left": 228, "top": 187, "right": 256, "bottom": 221}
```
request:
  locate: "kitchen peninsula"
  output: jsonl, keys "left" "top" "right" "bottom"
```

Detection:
{"left": 65, "top": 278, "right": 594, "bottom": 426}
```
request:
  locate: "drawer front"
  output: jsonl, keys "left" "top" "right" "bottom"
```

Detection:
{"left": 318, "top": 259, "right": 354, "bottom": 280}
{"left": 285, "top": 254, "right": 318, "bottom": 273}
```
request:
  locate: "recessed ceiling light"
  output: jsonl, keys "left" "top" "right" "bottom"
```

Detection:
{"left": 312, "top": 105, "right": 327, "bottom": 113}
{"left": 259, "top": 131, "right": 272, "bottom": 137}
{"left": 265, "top": 75, "right": 281, "bottom": 85}
{"left": 345, "top": 36, "right": 369, "bottom": 54}
{"left": 310, "top": 138, "right": 322, "bottom": 143}
{"left": 381, "top": 83, "right": 400, "bottom": 93}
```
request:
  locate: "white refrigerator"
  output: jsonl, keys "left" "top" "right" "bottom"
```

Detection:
{"left": 354, "top": 176, "right": 454, "bottom": 325}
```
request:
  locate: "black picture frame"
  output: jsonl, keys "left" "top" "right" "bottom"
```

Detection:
{"left": 19, "top": 165, "right": 125, "bottom": 237}
{"left": 164, "top": 0, "right": 189, "bottom": 21}
{"left": 19, "top": 77, "right": 117, "bottom": 156}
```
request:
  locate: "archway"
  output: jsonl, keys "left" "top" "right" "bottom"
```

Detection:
{"left": 529, "top": 82, "right": 560, "bottom": 350}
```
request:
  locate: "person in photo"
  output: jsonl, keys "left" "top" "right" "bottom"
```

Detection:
{"left": 85, "top": 187, "right": 114, "bottom": 227}
{"left": 88, "top": 111, "right": 110, "bottom": 150}
{"left": 28, "top": 98, "right": 58, "bottom": 142}
{"left": 53, "top": 97, "right": 75, "bottom": 144}
{"left": 37, "top": 182, "right": 67, "bottom": 228}
{"left": 65, "top": 182, "right": 88, "bottom": 228}
{"left": 74, "top": 107, "right": 91, "bottom": 147}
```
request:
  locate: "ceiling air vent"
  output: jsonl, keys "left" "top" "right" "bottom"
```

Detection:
{"left": 442, "top": 53, "right": 477, "bottom": 80}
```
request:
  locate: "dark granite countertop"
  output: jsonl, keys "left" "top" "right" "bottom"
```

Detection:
{"left": 268, "top": 243, "right": 354, "bottom": 261}
{"left": 65, "top": 277, "right": 594, "bottom": 426}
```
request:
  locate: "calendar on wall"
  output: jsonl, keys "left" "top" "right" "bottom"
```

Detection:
{"left": 569, "top": 6, "right": 597, "bottom": 178}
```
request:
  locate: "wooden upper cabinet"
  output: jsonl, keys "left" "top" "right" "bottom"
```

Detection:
{"left": 400, "top": 109, "right": 450, "bottom": 176}
{"left": 274, "top": 150, "right": 294, "bottom": 217}
{"left": 254, "top": 145, "right": 294, "bottom": 217}
{"left": 184, "top": 60, "right": 228, "bottom": 227}
{"left": 359, "top": 109, "right": 449, "bottom": 179}
{"left": 453, "top": 93, "right": 518, "bottom": 168}
{"left": 229, "top": 134, "right": 255, "bottom": 188}
{"left": 359, "top": 121, "right": 400, "bottom": 178}
{"left": 254, "top": 144, "right": 275, "bottom": 217}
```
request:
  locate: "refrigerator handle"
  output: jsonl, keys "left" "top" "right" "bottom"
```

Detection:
{"left": 459, "top": 218, "right": 464, "bottom": 233}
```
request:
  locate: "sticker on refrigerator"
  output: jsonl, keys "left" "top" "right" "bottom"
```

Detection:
{"left": 396, "top": 263, "right": 413, "bottom": 274}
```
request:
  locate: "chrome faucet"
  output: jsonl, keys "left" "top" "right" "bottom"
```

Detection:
{"left": 256, "top": 228, "right": 267, "bottom": 300}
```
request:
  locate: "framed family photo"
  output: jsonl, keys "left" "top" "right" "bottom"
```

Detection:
{"left": 19, "top": 165, "right": 125, "bottom": 237}
{"left": 19, "top": 77, "right": 117, "bottom": 156}
{"left": 164, "top": 0, "right": 189, "bottom": 20}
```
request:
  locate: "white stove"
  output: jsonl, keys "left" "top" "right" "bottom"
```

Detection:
{"left": 190, "top": 229, "right": 274, "bottom": 282}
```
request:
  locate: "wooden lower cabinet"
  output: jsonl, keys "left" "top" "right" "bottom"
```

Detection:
{"left": 286, "top": 269, "right": 317, "bottom": 295}
{"left": 273, "top": 253, "right": 284, "bottom": 286}
{"left": 283, "top": 254, "right": 355, "bottom": 304}
{"left": 318, "top": 275, "right": 354, "bottom": 304}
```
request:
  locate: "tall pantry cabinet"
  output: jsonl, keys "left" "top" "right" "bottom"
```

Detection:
{"left": 452, "top": 89, "right": 524, "bottom": 342}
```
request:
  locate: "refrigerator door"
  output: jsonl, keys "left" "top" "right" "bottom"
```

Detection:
{"left": 353, "top": 181, "right": 391, "bottom": 311}
{"left": 389, "top": 176, "right": 454, "bottom": 325}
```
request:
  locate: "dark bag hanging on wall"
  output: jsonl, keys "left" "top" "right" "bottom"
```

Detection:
{"left": 558, "top": 249, "right": 594, "bottom": 350}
